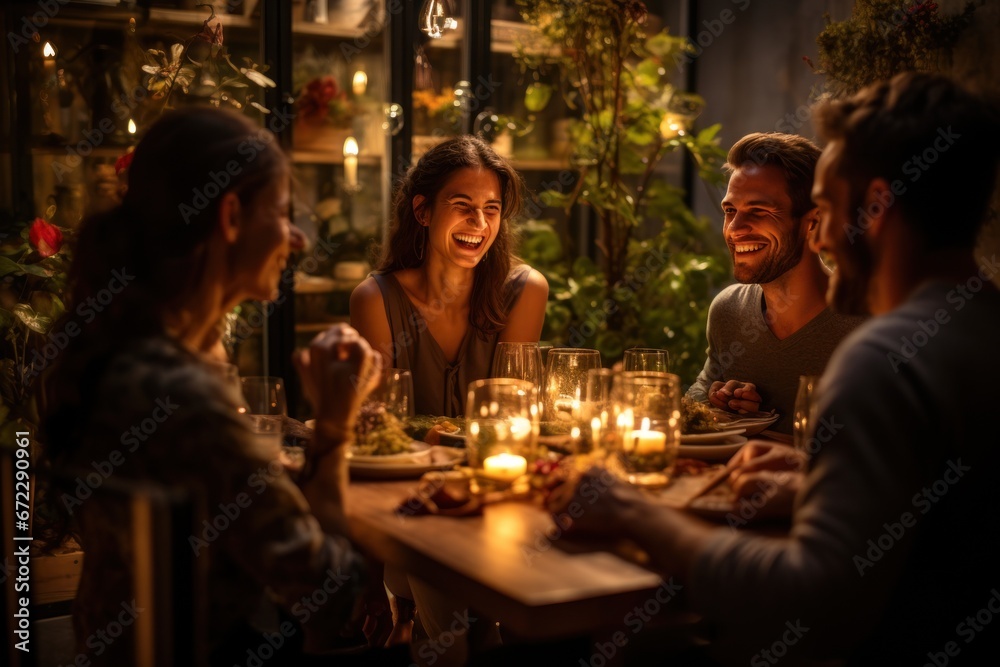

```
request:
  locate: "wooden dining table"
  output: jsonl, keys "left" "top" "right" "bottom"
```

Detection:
{"left": 342, "top": 465, "right": 723, "bottom": 652}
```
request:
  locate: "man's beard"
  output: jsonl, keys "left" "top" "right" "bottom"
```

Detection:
{"left": 828, "top": 194, "right": 874, "bottom": 316}
{"left": 730, "top": 225, "right": 805, "bottom": 285}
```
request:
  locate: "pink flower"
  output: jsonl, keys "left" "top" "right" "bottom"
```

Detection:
{"left": 29, "top": 218, "right": 63, "bottom": 258}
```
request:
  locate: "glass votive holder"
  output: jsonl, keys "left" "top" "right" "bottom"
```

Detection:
{"left": 465, "top": 378, "right": 539, "bottom": 491}
{"left": 541, "top": 348, "right": 601, "bottom": 444}
{"left": 611, "top": 371, "right": 681, "bottom": 487}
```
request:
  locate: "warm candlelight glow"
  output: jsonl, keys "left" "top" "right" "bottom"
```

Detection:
{"left": 509, "top": 416, "right": 532, "bottom": 439}
{"left": 352, "top": 70, "right": 368, "bottom": 96}
{"left": 482, "top": 453, "right": 527, "bottom": 482}
{"left": 659, "top": 113, "right": 685, "bottom": 139}
{"left": 343, "top": 136, "right": 359, "bottom": 188}
{"left": 630, "top": 417, "right": 666, "bottom": 454}
{"left": 127, "top": 118, "right": 136, "bottom": 134}
{"left": 43, "top": 42, "right": 56, "bottom": 58}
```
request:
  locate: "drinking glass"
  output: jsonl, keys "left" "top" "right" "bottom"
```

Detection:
{"left": 622, "top": 347, "right": 670, "bottom": 373}
{"left": 356, "top": 368, "right": 414, "bottom": 446}
{"left": 611, "top": 371, "right": 681, "bottom": 487}
{"left": 369, "top": 368, "right": 415, "bottom": 420}
{"left": 491, "top": 342, "right": 544, "bottom": 388}
{"left": 583, "top": 368, "right": 618, "bottom": 454}
{"left": 793, "top": 375, "right": 821, "bottom": 452}
{"left": 543, "top": 348, "right": 602, "bottom": 424}
{"left": 465, "top": 378, "right": 538, "bottom": 490}
{"left": 240, "top": 376, "right": 287, "bottom": 450}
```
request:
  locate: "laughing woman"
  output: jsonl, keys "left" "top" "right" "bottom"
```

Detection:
{"left": 350, "top": 136, "right": 548, "bottom": 418}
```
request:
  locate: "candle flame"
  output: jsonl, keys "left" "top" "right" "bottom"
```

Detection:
{"left": 43, "top": 42, "right": 56, "bottom": 58}
{"left": 352, "top": 70, "right": 368, "bottom": 96}
{"left": 343, "top": 136, "right": 359, "bottom": 157}
{"left": 640, "top": 417, "right": 651, "bottom": 431}
{"left": 127, "top": 119, "right": 136, "bottom": 134}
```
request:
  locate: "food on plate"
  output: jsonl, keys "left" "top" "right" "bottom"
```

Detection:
{"left": 405, "top": 414, "right": 466, "bottom": 442}
{"left": 423, "top": 420, "right": 461, "bottom": 446}
{"left": 354, "top": 406, "right": 414, "bottom": 456}
{"left": 681, "top": 397, "right": 725, "bottom": 434}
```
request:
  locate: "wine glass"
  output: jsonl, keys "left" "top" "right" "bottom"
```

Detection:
{"left": 622, "top": 347, "right": 670, "bottom": 373}
{"left": 583, "top": 368, "right": 618, "bottom": 453}
{"left": 465, "top": 378, "right": 538, "bottom": 490}
{"left": 491, "top": 342, "right": 544, "bottom": 388}
{"left": 240, "top": 376, "right": 287, "bottom": 450}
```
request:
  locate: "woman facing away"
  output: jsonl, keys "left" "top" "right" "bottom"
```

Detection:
{"left": 39, "top": 107, "right": 394, "bottom": 665}
{"left": 349, "top": 135, "right": 549, "bottom": 418}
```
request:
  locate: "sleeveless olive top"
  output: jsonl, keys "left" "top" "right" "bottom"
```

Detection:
{"left": 372, "top": 265, "right": 532, "bottom": 417}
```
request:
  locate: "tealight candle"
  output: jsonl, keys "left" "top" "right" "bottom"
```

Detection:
{"left": 629, "top": 417, "right": 665, "bottom": 454}
{"left": 482, "top": 452, "right": 527, "bottom": 482}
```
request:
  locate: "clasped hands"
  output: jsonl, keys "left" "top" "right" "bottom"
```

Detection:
{"left": 708, "top": 379, "right": 762, "bottom": 414}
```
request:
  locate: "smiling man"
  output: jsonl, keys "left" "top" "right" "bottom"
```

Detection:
{"left": 549, "top": 73, "right": 1000, "bottom": 666}
{"left": 688, "top": 133, "right": 864, "bottom": 432}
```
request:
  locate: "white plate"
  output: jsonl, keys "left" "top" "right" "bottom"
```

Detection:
{"left": 722, "top": 414, "right": 780, "bottom": 436}
{"left": 680, "top": 427, "right": 746, "bottom": 444}
{"left": 348, "top": 447, "right": 465, "bottom": 479}
{"left": 678, "top": 435, "right": 748, "bottom": 461}
{"left": 350, "top": 442, "right": 432, "bottom": 465}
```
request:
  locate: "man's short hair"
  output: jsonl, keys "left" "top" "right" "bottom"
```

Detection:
{"left": 813, "top": 72, "right": 1000, "bottom": 248}
{"left": 724, "top": 132, "right": 822, "bottom": 219}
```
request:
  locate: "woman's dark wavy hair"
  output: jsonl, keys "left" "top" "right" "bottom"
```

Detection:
{"left": 37, "top": 107, "right": 286, "bottom": 549}
{"left": 376, "top": 135, "right": 525, "bottom": 336}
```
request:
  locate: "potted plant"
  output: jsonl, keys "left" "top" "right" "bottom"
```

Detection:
{"left": 511, "top": 0, "right": 730, "bottom": 382}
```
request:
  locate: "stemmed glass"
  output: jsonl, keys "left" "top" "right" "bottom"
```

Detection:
{"left": 491, "top": 342, "right": 544, "bottom": 388}
{"left": 240, "top": 376, "right": 287, "bottom": 449}
{"left": 622, "top": 347, "right": 670, "bottom": 373}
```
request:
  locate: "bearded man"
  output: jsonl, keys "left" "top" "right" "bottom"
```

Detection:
{"left": 687, "top": 132, "right": 864, "bottom": 433}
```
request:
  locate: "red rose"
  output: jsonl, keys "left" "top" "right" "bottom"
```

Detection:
{"left": 29, "top": 218, "right": 63, "bottom": 258}
{"left": 115, "top": 150, "right": 134, "bottom": 175}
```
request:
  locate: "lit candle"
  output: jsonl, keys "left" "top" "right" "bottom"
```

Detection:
{"left": 127, "top": 118, "right": 137, "bottom": 136}
{"left": 629, "top": 417, "right": 665, "bottom": 454}
{"left": 591, "top": 416, "right": 602, "bottom": 448}
{"left": 343, "top": 136, "right": 358, "bottom": 188}
{"left": 482, "top": 453, "right": 527, "bottom": 482}
{"left": 352, "top": 70, "right": 368, "bottom": 97}
{"left": 42, "top": 41, "right": 61, "bottom": 136}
